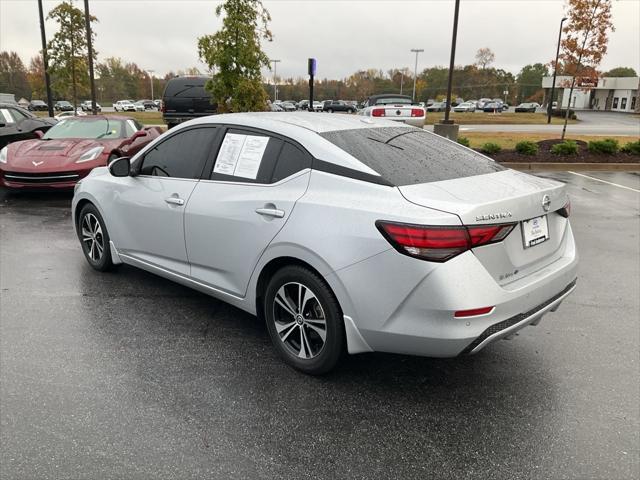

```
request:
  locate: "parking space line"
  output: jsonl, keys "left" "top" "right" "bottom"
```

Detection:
{"left": 567, "top": 171, "right": 640, "bottom": 193}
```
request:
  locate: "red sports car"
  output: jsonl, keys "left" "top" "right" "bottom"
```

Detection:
{"left": 0, "top": 115, "right": 162, "bottom": 190}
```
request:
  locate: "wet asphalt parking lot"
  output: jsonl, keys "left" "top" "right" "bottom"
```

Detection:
{"left": 1, "top": 171, "right": 638, "bottom": 480}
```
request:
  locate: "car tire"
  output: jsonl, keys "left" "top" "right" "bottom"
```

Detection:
{"left": 77, "top": 203, "right": 115, "bottom": 272}
{"left": 327, "top": 108, "right": 333, "bottom": 113}
{"left": 264, "top": 265, "right": 345, "bottom": 375}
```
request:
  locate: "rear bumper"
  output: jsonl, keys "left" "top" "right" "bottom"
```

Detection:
{"left": 331, "top": 223, "right": 578, "bottom": 357}
{"left": 384, "top": 117, "right": 425, "bottom": 127}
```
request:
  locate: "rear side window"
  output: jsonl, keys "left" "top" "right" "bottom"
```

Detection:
{"left": 272, "top": 142, "right": 312, "bottom": 183}
{"left": 319, "top": 127, "right": 504, "bottom": 186}
{"left": 140, "top": 127, "right": 216, "bottom": 179}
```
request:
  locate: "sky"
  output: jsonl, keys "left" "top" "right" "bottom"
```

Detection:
{"left": 1, "top": 0, "right": 639, "bottom": 81}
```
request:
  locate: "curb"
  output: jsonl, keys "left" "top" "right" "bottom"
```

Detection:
{"left": 501, "top": 162, "right": 640, "bottom": 171}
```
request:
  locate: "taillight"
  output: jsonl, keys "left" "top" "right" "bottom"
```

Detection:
{"left": 376, "top": 221, "right": 516, "bottom": 262}
{"left": 160, "top": 102, "right": 166, "bottom": 113}
{"left": 558, "top": 199, "right": 571, "bottom": 218}
{"left": 372, "top": 108, "right": 385, "bottom": 117}
{"left": 410, "top": 108, "right": 423, "bottom": 117}
{"left": 454, "top": 306, "right": 494, "bottom": 318}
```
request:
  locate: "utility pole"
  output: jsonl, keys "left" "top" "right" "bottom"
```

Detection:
{"left": 443, "top": 0, "right": 460, "bottom": 124}
{"left": 410, "top": 49, "right": 424, "bottom": 102}
{"left": 547, "top": 17, "right": 567, "bottom": 124}
{"left": 83, "top": 0, "right": 97, "bottom": 115}
{"left": 147, "top": 69, "right": 155, "bottom": 100}
{"left": 270, "top": 59, "right": 281, "bottom": 102}
{"left": 37, "top": 0, "right": 54, "bottom": 117}
{"left": 400, "top": 71, "right": 404, "bottom": 95}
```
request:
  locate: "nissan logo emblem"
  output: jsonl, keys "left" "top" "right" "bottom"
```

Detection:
{"left": 542, "top": 195, "right": 551, "bottom": 212}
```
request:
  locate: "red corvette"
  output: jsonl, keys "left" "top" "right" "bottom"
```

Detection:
{"left": 0, "top": 115, "right": 162, "bottom": 190}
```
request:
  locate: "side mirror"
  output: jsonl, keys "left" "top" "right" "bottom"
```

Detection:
{"left": 34, "top": 130, "right": 44, "bottom": 139}
{"left": 131, "top": 130, "right": 148, "bottom": 140}
{"left": 109, "top": 157, "right": 130, "bottom": 177}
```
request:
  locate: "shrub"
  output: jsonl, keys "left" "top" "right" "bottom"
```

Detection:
{"left": 515, "top": 141, "right": 539, "bottom": 155}
{"left": 588, "top": 138, "right": 619, "bottom": 154}
{"left": 457, "top": 136, "right": 470, "bottom": 147}
{"left": 480, "top": 142, "right": 502, "bottom": 154}
{"left": 551, "top": 140, "right": 578, "bottom": 155}
{"left": 620, "top": 140, "right": 640, "bottom": 155}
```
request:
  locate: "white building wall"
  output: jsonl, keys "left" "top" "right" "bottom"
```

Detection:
{"left": 561, "top": 88, "right": 590, "bottom": 109}
{"left": 592, "top": 90, "right": 609, "bottom": 110}
{"left": 611, "top": 89, "right": 634, "bottom": 111}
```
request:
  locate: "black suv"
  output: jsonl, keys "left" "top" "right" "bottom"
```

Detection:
{"left": 162, "top": 76, "right": 217, "bottom": 129}
{"left": 322, "top": 100, "right": 356, "bottom": 113}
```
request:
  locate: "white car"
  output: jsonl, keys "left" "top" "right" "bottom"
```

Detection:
{"left": 312, "top": 101, "right": 323, "bottom": 112}
{"left": 72, "top": 112, "right": 578, "bottom": 374}
{"left": 453, "top": 102, "right": 477, "bottom": 112}
{"left": 133, "top": 101, "right": 146, "bottom": 112}
{"left": 113, "top": 100, "right": 136, "bottom": 112}
{"left": 359, "top": 94, "right": 426, "bottom": 127}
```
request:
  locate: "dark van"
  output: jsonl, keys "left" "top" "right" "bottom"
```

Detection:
{"left": 162, "top": 76, "right": 217, "bottom": 129}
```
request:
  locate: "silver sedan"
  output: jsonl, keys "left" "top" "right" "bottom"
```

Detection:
{"left": 72, "top": 113, "right": 578, "bottom": 374}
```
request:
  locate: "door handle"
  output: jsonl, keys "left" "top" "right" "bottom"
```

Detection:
{"left": 164, "top": 196, "right": 185, "bottom": 206}
{"left": 255, "top": 207, "right": 285, "bottom": 218}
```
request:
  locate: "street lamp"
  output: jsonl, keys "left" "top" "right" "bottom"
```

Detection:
{"left": 410, "top": 49, "right": 424, "bottom": 102}
{"left": 547, "top": 17, "right": 568, "bottom": 124}
{"left": 147, "top": 69, "right": 155, "bottom": 100}
{"left": 270, "top": 59, "right": 281, "bottom": 102}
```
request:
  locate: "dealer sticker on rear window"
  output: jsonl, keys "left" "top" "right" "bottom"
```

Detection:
{"left": 522, "top": 215, "right": 549, "bottom": 248}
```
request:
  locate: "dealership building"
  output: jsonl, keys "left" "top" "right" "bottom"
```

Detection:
{"left": 542, "top": 75, "right": 639, "bottom": 112}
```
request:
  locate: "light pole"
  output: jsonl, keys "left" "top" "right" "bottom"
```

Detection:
{"left": 84, "top": 0, "right": 97, "bottom": 115}
{"left": 547, "top": 17, "right": 568, "bottom": 124}
{"left": 400, "top": 71, "right": 404, "bottom": 95}
{"left": 147, "top": 69, "right": 155, "bottom": 100}
{"left": 443, "top": 0, "right": 460, "bottom": 124}
{"left": 37, "top": 0, "right": 54, "bottom": 117}
{"left": 410, "top": 49, "right": 424, "bottom": 102}
{"left": 270, "top": 59, "right": 281, "bottom": 102}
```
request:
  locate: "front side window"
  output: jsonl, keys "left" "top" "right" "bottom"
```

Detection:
{"left": 319, "top": 127, "right": 504, "bottom": 186}
{"left": 140, "top": 127, "right": 216, "bottom": 179}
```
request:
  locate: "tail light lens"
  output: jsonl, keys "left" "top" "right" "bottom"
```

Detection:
{"left": 376, "top": 221, "right": 516, "bottom": 262}
{"left": 410, "top": 108, "right": 424, "bottom": 117}
{"left": 558, "top": 199, "right": 571, "bottom": 218}
{"left": 372, "top": 108, "right": 385, "bottom": 117}
{"left": 160, "top": 102, "right": 166, "bottom": 113}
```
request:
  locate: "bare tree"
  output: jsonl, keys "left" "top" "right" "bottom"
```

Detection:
{"left": 475, "top": 48, "right": 495, "bottom": 69}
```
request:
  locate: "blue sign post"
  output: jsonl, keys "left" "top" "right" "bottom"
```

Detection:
{"left": 308, "top": 58, "right": 316, "bottom": 111}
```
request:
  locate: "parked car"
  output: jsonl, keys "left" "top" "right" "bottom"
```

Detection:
{"left": 322, "top": 100, "right": 356, "bottom": 113}
{"left": 426, "top": 99, "right": 435, "bottom": 106}
{"left": 312, "top": 101, "right": 323, "bottom": 112}
{"left": 269, "top": 103, "right": 284, "bottom": 112}
{"left": 71, "top": 112, "right": 578, "bottom": 374}
{"left": 297, "top": 100, "right": 310, "bottom": 111}
{"left": 138, "top": 100, "right": 156, "bottom": 111}
{"left": 162, "top": 76, "right": 217, "bottom": 129}
{"left": 0, "top": 115, "right": 161, "bottom": 190}
{"left": 426, "top": 102, "right": 446, "bottom": 112}
{"left": 113, "top": 100, "right": 136, "bottom": 112}
{"left": 54, "top": 101, "right": 74, "bottom": 112}
{"left": 55, "top": 110, "right": 87, "bottom": 119}
{"left": 359, "top": 94, "right": 425, "bottom": 127}
{"left": 515, "top": 102, "right": 540, "bottom": 113}
{"left": 453, "top": 102, "right": 476, "bottom": 112}
{"left": 280, "top": 102, "right": 297, "bottom": 112}
{"left": 476, "top": 98, "right": 492, "bottom": 109}
{"left": 0, "top": 103, "right": 57, "bottom": 149}
{"left": 80, "top": 100, "right": 102, "bottom": 112}
{"left": 28, "top": 100, "right": 49, "bottom": 111}
{"left": 483, "top": 102, "right": 507, "bottom": 112}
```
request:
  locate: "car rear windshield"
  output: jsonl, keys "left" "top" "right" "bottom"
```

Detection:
{"left": 163, "top": 79, "right": 208, "bottom": 98}
{"left": 374, "top": 97, "right": 413, "bottom": 105}
{"left": 319, "top": 127, "right": 504, "bottom": 186}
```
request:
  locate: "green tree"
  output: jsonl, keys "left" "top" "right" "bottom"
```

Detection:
{"left": 47, "top": 1, "right": 97, "bottom": 106}
{"left": 516, "top": 63, "right": 549, "bottom": 102}
{"left": 0, "top": 51, "right": 31, "bottom": 100}
{"left": 27, "top": 56, "right": 46, "bottom": 99}
{"left": 603, "top": 66, "right": 637, "bottom": 77}
{"left": 197, "top": 0, "right": 272, "bottom": 112}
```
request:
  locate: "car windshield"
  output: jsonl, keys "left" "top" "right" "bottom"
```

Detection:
{"left": 374, "top": 97, "right": 412, "bottom": 105}
{"left": 319, "top": 127, "right": 504, "bottom": 186}
{"left": 43, "top": 118, "right": 123, "bottom": 140}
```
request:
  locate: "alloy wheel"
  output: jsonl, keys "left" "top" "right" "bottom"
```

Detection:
{"left": 272, "top": 282, "right": 327, "bottom": 359}
{"left": 81, "top": 213, "right": 104, "bottom": 262}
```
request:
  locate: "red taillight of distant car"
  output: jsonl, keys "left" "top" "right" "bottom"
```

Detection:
{"left": 410, "top": 108, "right": 423, "bottom": 117}
{"left": 371, "top": 108, "right": 385, "bottom": 117}
{"left": 376, "top": 221, "right": 516, "bottom": 262}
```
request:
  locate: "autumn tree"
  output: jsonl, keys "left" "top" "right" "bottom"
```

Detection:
{"left": 603, "top": 66, "right": 637, "bottom": 77}
{"left": 27, "top": 56, "right": 46, "bottom": 99}
{"left": 516, "top": 63, "right": 549, "bottom": 102}
{"left": 559, "top": 0, "right": 614, "bottom": 138}
{"left": 0, "top": 51, "right": 31, "bottom": 100}
{"left": 475, "top": 48, "right": 495, "bottom": 69}
{"left": 197, "top": 0, "right": 272, "bottom": 112}
{"left": 47, "top": 1, "right": 98, "bottom": 107}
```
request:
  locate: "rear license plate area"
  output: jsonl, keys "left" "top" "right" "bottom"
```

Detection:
{"left": 522, "top": 215, "right": 549, "bottom": 248}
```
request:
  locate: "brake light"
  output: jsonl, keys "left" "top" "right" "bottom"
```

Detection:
{"left": 160, "top": 102, "right": 166, "bottom": 113}
{"left": 372, "top": 108, "right": 385, "bottom": 117}
{"left": 410, "top": 108, "right": 424, "bottom": 117}
{"left": 558, "top": 199, "right": 571, "bottom": 218}
{"left": 376, "top": 221, "right": 516, "bottom": 262}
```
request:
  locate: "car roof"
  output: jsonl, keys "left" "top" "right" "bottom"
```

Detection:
{"left": 175, "top": 112, "right": 415, "bottom": 176}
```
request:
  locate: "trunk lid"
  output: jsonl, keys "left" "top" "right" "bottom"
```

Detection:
{"left": 398, "top": 169, "right": 571, "bottom": 286}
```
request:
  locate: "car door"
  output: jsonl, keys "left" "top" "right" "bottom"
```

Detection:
{"left": 108, "top": 126, "right": 219, "bottom": 275}
{"left": 184, "top": 128, "right": 312, "bottom": 296}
